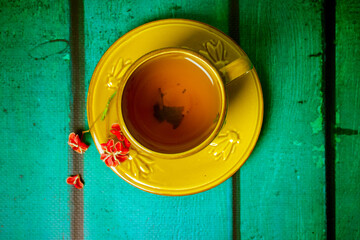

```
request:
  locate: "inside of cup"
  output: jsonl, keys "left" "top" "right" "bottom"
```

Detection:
{"left": 121, "top": 50, "right": 225, "bottom": 154}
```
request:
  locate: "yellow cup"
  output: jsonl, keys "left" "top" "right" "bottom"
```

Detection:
{"left": 116, "top": 47, "right": 253, "bottom": 159}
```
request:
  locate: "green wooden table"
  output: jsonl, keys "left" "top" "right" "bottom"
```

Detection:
{"left": 0, "top": 0, "right": 359, "bottom": 239}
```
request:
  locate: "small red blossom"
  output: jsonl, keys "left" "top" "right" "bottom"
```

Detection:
{"left": 110, "top": 123, "right": 131, "bottom": 148}
{"left": 68, "top": 132, "right": 89, "bottom": 154}
{"left": 124, "top": 137, "right": 131, "bottom": 148}
{"left": 66, "top": 174, "right": 84, "bottom": 189}
{"left": 100, "top": 139, "right": 130, "bottom": 167}
{"left": 110, "top": 123, "right": 125, "bottom": 141}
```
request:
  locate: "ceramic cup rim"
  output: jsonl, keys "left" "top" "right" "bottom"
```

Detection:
{"left": 116, "top": 47, "right": 227, "bottom": 159}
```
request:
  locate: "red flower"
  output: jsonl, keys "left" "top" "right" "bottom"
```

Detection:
{"left": 100, "top": 139, "right": 129, "bottom": 167}
{"left": 110, "top": 123, "right": 125, "bottom": 141}
{"left": 66, "top": 174, "right": 84, "bottom": 189}
{"left": 110, "top": 123, "right": 131, "bottom": 148}
{"left": 68, "top": 132, "right": 89, "bottom": 154}
{"left": 124, "top": 137, "right": 131, "bottom": 148}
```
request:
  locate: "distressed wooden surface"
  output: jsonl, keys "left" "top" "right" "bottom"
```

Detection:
{"left": 335, "top": 0, "right": 360, "bottom": 238}
{"left": 0, "top": 0, "right": 359, "bottom": 239}
{"left": 236, "top": 0, "right": 327, "bottom": 239}
{"left": 0, "top": 1, "right": 71, "bottom": 239}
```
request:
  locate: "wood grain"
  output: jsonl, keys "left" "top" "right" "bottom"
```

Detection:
{"left": 335, "top": 0, "right": 360, "bottom": 238}
{"left": 83, "top": 0, "right": 232, "bottom": 239}
{"left": 236, "top": 0, "right": 326, "bottom": 239}
{"left": 0, "top": 1, "right": 71, "bottom": 239}
{"left": 1, "top": 1, "right": 359, "bottom": 239}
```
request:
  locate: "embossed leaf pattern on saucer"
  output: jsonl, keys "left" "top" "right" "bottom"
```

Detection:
{"left": 121, "top": 148, "right": 155, "bottom": 179}
{"left": 209, "top": 130, "right": 241, "bottom": 161}
{"left": 199, "top": 40, "right": 229, "bottom": 69}
{"left": 106, "top": 58, "right": 132, "bottom": 89}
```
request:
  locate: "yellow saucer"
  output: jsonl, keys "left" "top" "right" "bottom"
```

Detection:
{"left": 87, "top": 19, "right": 263, "bottom": 196}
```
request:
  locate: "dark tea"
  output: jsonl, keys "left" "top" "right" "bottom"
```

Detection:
{"left": 122, "top": 52, "right": 223, "bottom": 153}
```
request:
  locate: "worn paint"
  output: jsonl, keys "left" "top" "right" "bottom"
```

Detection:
{"left": 313, "top": 155, "right": 325, "bottom": 168}
{"left": 335, "top": 0, "right": 360, "bottom": 238}
{"left": 311, "top": 105, "right": 324, "bottom": 134}
{"left": 238, "top": 0, "right": 326, "bottom": 239}
{"left": 0, "top": 1, "right": 71, "bottom": 239}
{"left": 1, "top": 0, "right": 358, "bottom": 239}
{"left": 336, "top": 105, "right": 340, "bottom": 126}
{"left": 313, "top": 145, "right": 325, "bottom": 152}
{"left": 63, "top": 53, "right": 71, "bottom": 61}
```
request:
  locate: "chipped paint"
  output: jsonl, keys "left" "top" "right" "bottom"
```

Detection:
{"left": 311, "top": 115, "right": 323, "bottom": 134}
{"left": 293, "top": 141, "right": 303, "bottom": 146}
{"left": 311, "top": 103, "right": 323, "bottom": 134}
{"left": 63, "top": 53, "right": 70, "bottom": 61}
{"left": 313, "top": 156, "right": 325, "bottom": 168}
{"left": 336, "top": 105, "right": 340, "bottom": 126}
{"left": 312, "top": 145, "right": 325, "bottom": 151}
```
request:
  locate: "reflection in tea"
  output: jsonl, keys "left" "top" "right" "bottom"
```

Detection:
{"left": 122, "top": 53, "right": 222, "bottom": 153}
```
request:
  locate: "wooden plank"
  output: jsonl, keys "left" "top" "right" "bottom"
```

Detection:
{"left": 0, "top": 1, "right": 71, "bottom": 239}
{"left": 335, "top": 1, "right": 360, "bottom": 238}
{"left": 237, "top": 0, "right": 326, "bottom": 239}
{"left": 83, "top": 1, "right": 232, "bottom": 239}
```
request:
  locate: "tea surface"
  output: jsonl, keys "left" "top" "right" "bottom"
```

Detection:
{"left": 122, "top": 54, "right": 222, "bottom": 153}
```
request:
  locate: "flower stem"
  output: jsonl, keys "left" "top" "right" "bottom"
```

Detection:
{"left": 101, "top": 91, "right": 117, "bottom": 121}
{"left": 80, "top": 130, "right": 90, "bottom": 141}
{"left": 82, "top": 91, "right": 117, "bottom": 140}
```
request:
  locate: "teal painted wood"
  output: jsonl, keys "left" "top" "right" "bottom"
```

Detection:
{"left": 7, "top": 1, "right": 360, "bottom": 239}
{"left": 83, "top": 0, "right": 232, "bottom": 239}
{"left": 335, "top": 0, "right": 360, "bottom": 238}
{"left": 237, "top": 0, "right": 326, "bottom": 239}
{"left": 0, "top": 1, "right": 71, "bottom": 239}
